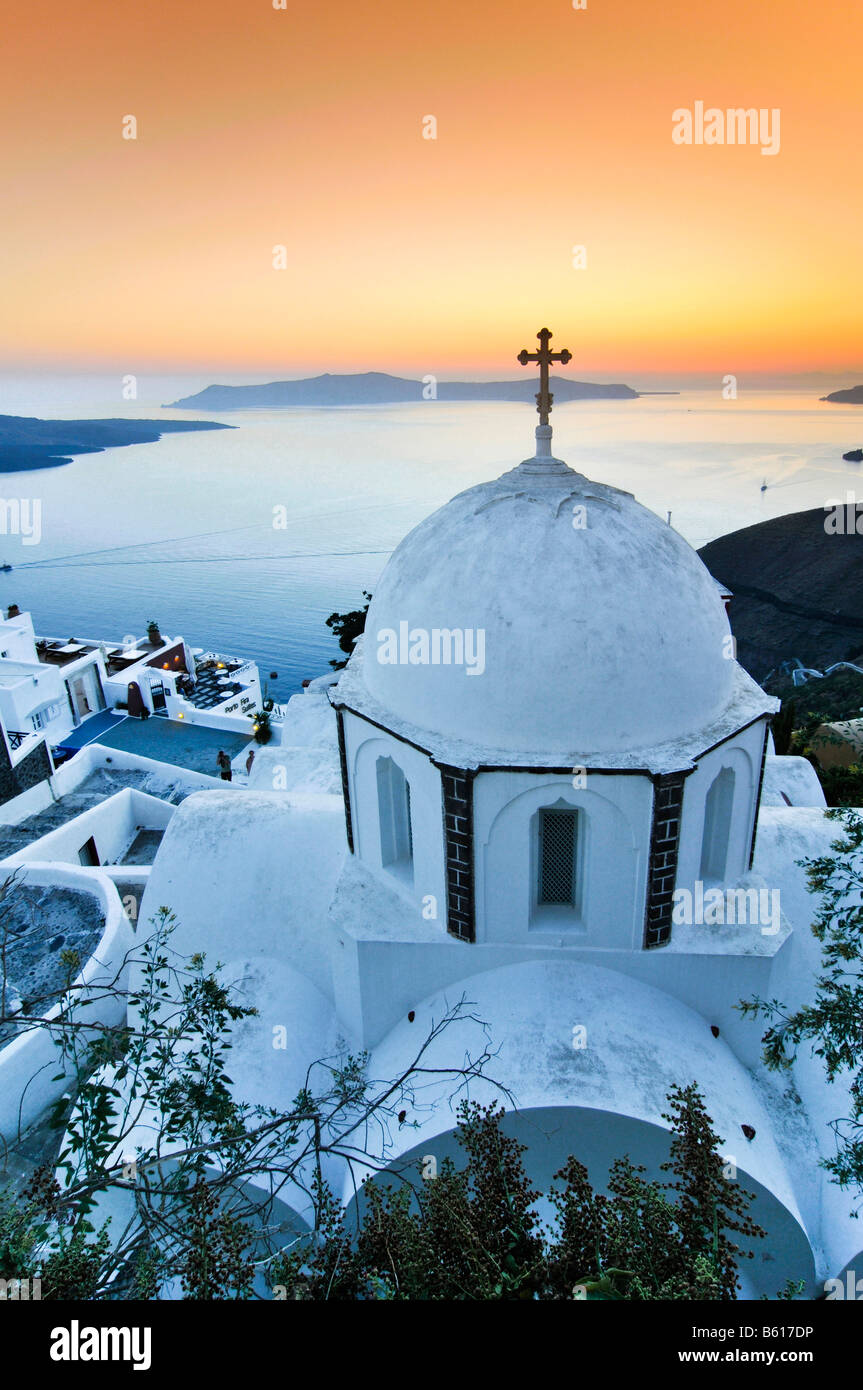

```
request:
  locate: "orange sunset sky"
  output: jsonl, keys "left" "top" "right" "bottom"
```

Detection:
{"left": 2, "top": 0, "right": 861, "bottom": 380}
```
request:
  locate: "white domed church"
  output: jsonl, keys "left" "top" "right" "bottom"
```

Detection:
{"left": 140, "top": 332, "right": 861, "bottom": 1296}
{"left": 335, "top": 417, "right": 771, "bottom": 954}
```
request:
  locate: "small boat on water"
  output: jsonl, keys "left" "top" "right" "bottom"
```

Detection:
{"left": 842, "top": 447, "right": 863, "bottom": 462}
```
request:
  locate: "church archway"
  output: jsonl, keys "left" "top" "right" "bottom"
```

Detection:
{"left": 343, "top": 1105, "right": 816, "bottom": 1298}
{"left": 700, "top": 767, "right": 736, "bottom": 883}
{"left": 376, "top": 755, "right": 413, "bottom": 884}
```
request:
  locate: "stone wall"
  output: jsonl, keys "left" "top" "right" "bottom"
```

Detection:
{"left": 643, "top": 772, "right": 686, "bottom": 948}
{"left": 438, "top": 763, "right": 476, "bottom": 942}
{"left": 0, "top": 736, "right": 52, "bottom": 809}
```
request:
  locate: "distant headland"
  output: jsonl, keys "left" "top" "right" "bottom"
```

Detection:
{"left": 165, "top": 371, "right": 640, "bottom": 411}
{"left": 0, "top": 415, "right": 234, "bottom": 471}
{"left": 821, "top": 385, "right": 863, "bottom": 404}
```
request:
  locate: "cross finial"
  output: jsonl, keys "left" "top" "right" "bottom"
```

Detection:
{"left": 517, "top": 327, "right": 572, "bottom": 426}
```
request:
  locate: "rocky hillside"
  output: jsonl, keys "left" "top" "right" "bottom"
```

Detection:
{"left": 698, "top": 507, "right": 863, "bottom": 680}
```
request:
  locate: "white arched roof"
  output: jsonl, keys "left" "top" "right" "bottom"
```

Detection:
{"left": 361, "top": 959, "right": 805, "bottom": 1227}
{"left": 134, "top": 789, "right": 352, "bottom": 1113}
{"left": 360, "top": 453, "right": 735, "bottom": 755}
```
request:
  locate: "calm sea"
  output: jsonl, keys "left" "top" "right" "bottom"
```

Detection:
{"left": 0, "top": 374, "right": 859, "bottom": 700}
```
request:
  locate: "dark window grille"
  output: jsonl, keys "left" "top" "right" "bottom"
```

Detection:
{"left": 539, "top": 809, "right": 576, "bottom": 905}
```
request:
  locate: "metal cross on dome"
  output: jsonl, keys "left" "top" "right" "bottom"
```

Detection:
{"left": 517, "top": 327, "right": 572, "bottom": 426}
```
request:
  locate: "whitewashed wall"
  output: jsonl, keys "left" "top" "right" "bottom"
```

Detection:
{"left": 2, "top": 788, "right": 175, "bottom": 869}
{"left": 0, "top": 864, "right": 131, "bottom": 1141}
{"left": 343, "top": 712, "right": 447, "bottom": 924}
{"left": 53, "top": 743, "right": 228, "bottom": 794}
{"left": 0, "top": 742, "right": 226, "bottom": 828}
{"left": 676, "top": 720, "right": 767, "bottom": 893}
{"left": 474, "top": 769, "right": 652, "bottom": 949}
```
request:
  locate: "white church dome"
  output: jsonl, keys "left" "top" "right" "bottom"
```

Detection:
{"left": 361, "top": 431, "right": 734, "bottom": 755}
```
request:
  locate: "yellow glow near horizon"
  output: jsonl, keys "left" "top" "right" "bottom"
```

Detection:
{"left": 2, "top": 0, "right": 861, "bottom": 377}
